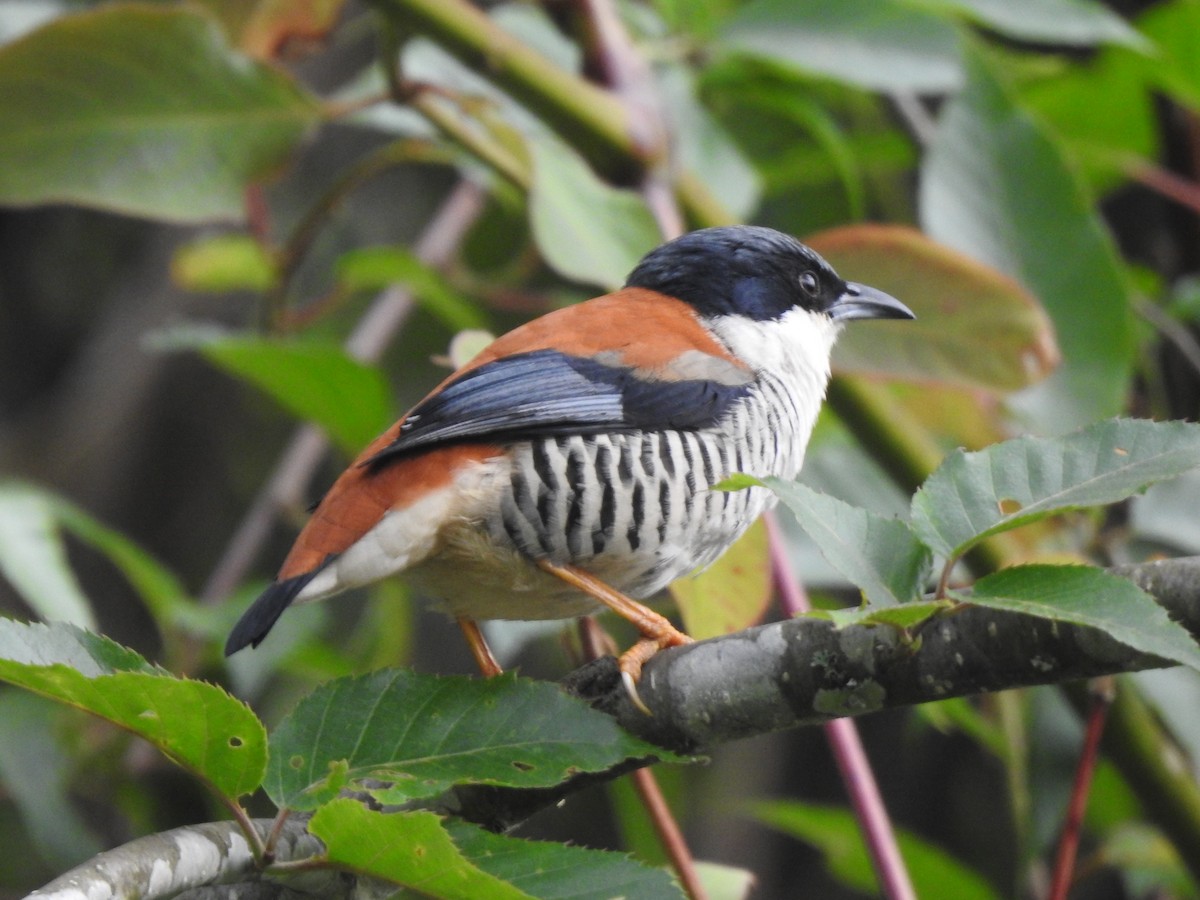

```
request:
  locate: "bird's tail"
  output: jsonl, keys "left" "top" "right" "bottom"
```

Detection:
{"left": 224, "top": 568, "right": 323, "bottom": 656}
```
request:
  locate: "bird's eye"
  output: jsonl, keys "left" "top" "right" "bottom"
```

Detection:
{"left": 798, "top": 271, "right": 819, "bottom": 296}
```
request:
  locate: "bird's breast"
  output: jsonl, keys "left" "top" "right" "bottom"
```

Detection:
{"left": 414, "top": 374, "right": 818, "bottom": 619}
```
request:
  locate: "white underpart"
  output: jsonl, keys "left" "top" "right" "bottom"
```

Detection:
{"left": 707, "top": 305, "right": 842, "bottom": 449}
{"left": 294, "top": 483, "right": 465, "bottom": 603}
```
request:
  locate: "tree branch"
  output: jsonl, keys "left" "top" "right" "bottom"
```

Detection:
{"left": 32, "top": 557, "right": 1200, "bottom": 896}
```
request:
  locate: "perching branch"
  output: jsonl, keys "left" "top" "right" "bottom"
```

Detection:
{"left": 30, "top": 557, "right": 1200, "bottom": 898}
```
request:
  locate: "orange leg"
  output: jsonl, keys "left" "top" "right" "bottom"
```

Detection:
{"left": 537, "top": 559, "right": 692, "bottom": 714}
{"left": 456, "top": 616, "right": 503, "bottom": 678}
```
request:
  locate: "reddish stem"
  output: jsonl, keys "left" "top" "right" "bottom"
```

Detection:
{"left": 1048, "top": 677, "right": 1116, "bottom": 900}
{"left": 765, "top": 512, "right": 917, "bottom": 900}
{"left": 630, "top": 767, "right": 709, "bottom": 900}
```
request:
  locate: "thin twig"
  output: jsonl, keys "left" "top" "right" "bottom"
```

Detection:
{"left": 630, "top": 768, "right": 709, "bottom": 900}
{"left": 1048, "top": 677, "right": 1116, "bottom": 900}
{"left": 200, "top": 180, "right": 487, "bottom": 607}
{"left": 765, "top": 514, "right": 917, "bottom": 900}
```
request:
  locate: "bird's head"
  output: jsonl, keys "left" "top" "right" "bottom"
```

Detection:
{"left": 625, "top": 225, "right": 914, "bottom": 328}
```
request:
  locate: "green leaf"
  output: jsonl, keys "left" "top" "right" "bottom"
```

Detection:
{"left": 920, "top": 45, "right": 1137, "bottom": 430}
{"left": 761, "top": 478, "right": 930, "bottom": 607}
{"left": 528, "top": 137, "right": 660, "bottom": 290}
{"left": 811, "top": 225, "right": 1060, "bottom": 391}
{"left": 721, "top": 0, "right": 962, "bottom": 93}
{"left": 911, "top": 419, "right": 1200, "bottom": 561}
{"left": 819, "top": 599, "right": 951, "bottom": 631}
{"left": 0, "top": 620, "right": 267, "bottom": 799}
{"left": 0, "top": 692, "right": 103, "bottom": 868}
{"left": 336, "top": 246, "right": 488, "bottom": 331}
{"left": 445, "top": 820, "right": 685, "bottom": 900}
{"left": 265, "top": 670, "right": 679, "bottom": 810}
{"left": 1138, "top": 0, "right": 1200, "bottom": 110}
{"left": 753, "top": 799, "right": 1001, "bottom": 900}
{"left": 923, "top": 0, "right": 1145, "bottom": 48}
{"left": 0, "top": 6, "right": 320, "bottom": 222}
{"left": 956, "top": 565, "right": 1200, "bottom": 670}
{"left": 28, "top": 483, "right": 192, "bottom": 627}
{"left": 672, "top": 520, "right": 772, "bottom": 640}
{"left": 0, "top": 483, "right": 96, "bottom": 629}
{"left": 309, "top": 804, "right": 532, "bottom": 899}
{"left": 152, "top": 326, "right": 392, "bottom": 454}
{"left": 172, "top": 234, "right": 276, "bottom": 293}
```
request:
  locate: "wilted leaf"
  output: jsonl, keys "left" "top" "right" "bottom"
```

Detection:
{"left": 753, "top": 800, "right": 1001, "bottom": 899}
{"left": 956, "top": 565, "right": 1200, "bottom": 670}
{"left": 812, "top": 225, "right": 1060, "bottom": 391}
{"left": 720, "top": 0, "right": 962, "bottom": 93}
{"left": 528, "top": 138, "right": 659, "bottom": 290}
{"left": 0, "top": 620, "right": 267, "bottom": 800}
{"left": 265, "top": 670, "right": 679, "bottom": 810}
{"left": 911, "top": 419, "right": 1200, "bottom": 561}
{"left": 673, "top": 520, "right": 771, "bottom": 641}
{"left": 920, "top": 46, "right": 1136, "bottom": 430}
{"left": 153, "top": 326, "right": 392, "bottom": 454}
{"left": 0, "top": 6, "right": 320, "bottom": 222}
{"left": 760, "top": 478, "right": 930, "bottom": 607}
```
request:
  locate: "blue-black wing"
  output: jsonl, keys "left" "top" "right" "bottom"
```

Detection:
{"left": 365, "top": 349, "right": 752, "bottom": 466}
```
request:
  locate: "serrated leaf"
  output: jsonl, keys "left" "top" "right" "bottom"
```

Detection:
{"left": 672, "top": 520, "right": 771, "bottom": 641}
{"left": 336, "top": 246, "right": 487, "bottom": 331}
{"left": 445, "top": 820, "right": 685, "bottom": 900}
{"left": 811, "top": 225, "right": 1060, "bottom": 391}
{"left": 0, "top": 620, "right": 267, "bottom": 799}
{"left": 720, "top": 0, "right": 962, "bottom": 93}
{"left": 955, "top": 565, "right": 1200, "bottom": 671}
{"left": 920, "top": 45, "right": 1136, "bottom": 430}
{"left": 152, "top": 326, "right": 392, "bottom": 454}
{"left": 911, "top": 419, "right": 1200, "bottom": 561}
{"left": 753, "top": 800, "right": 1001, "bottom": 900}
{"left": 0, "top": 6, "right": 320, "bottom": 222}
{"left": 820, "top": 600, "right": 951, "bottom": 631}
{"left": 265, "top": 670, "right": 679, "bottom": 810}
{"left": 762, "top": 478, "right": 930, "bottom": 607}
{"left": 309, "top": 804, "right": 532, "bottom": 899}
{"left": 528, "top": 137, "right": 659, "bottom": 290}
{"left": 0, "top": 483, "right": 95, "bottom": 629}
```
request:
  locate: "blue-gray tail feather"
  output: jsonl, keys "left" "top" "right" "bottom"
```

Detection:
{"left": 224, "top": 570, "right": 322, "bottom": 656}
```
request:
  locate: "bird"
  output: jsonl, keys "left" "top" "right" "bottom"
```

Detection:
{"left": 225, "top": 225, "right": 914, "bottom": 708}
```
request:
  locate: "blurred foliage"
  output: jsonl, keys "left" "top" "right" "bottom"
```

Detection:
{"left": 3, "top": 0, "right": 1200, "bottom": 897}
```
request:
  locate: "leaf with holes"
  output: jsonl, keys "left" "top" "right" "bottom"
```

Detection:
{"left": 0, "top": 620, "right": 266, "bottom": 800}
{"left": 911, "top": 419, "right": 1200, "bottom": 562}
{"left": 955, "top": 565, "right": 1200, "bottom": 671}
{"left": 310, "top": 804, "right": 533, "bottom": 900}
{"left": 265, "top": 670, "right": 680, "bottom": 810}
